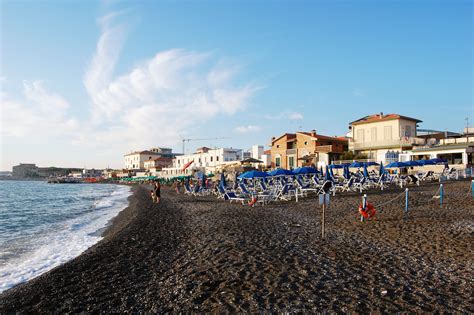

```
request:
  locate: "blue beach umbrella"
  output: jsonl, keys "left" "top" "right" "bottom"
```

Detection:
{"left": 363, "top": 164, "right": 369, "bottom": 178}
{"left": 267, "top": 168, "right": 295, "bottom": 176}
{"left": 385, "top": 161, "right": 408, "bottom": 168}
{"left": 418, "top": 159, "right": 436, "bottom": 166}
{"left": 293, "top": 167, "right": 319, "bottom": 175}
{"left": 349, "top": 161, "right": 364, "bottom": 168}
{"left": 379, "top": 163, "right": 386, "bottom": 176}
{"left": 238, "top": 170, "right": 268, "bottom": 179}
{"left": 329, "top": 164, "right": 345, "bottom": 169}
{"left": 405, "top": 160, "right": 422, "bottom": 167}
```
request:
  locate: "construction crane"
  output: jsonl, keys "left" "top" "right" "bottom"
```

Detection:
{"left": 181, "top": 137, "right": 231, "bottom": 154}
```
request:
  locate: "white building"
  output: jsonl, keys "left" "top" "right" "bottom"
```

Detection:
{"left": 349, "top": 113, "right": 427, "bottom": 164}
{"left": 161, "top": 147, "right": 243, "bottom": 178}
{"left": 124, "top": 148, "right": 178, "bottom": 170}
{"left": 407, "top": 137, "right": 474, "bottom": 167}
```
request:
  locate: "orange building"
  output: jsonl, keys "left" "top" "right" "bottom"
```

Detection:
{"left": 270, "top": 130, "right": 348, "bottom": 169}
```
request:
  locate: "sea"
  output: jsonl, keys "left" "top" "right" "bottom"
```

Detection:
{"left": 0, "top": 180, "right": 131, "bottom": 293}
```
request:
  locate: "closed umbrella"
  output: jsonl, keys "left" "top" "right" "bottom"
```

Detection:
{"left": 363, "top": 164, "right": 369, "bottom": 178}
{"left": 343, "top": 165, "right": 350, "bottom": 179}
{"left": 220, "top": 172, "right": 226, "bottom": 188}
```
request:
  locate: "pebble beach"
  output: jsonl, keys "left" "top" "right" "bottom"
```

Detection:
{"left": 0, "top": 180, "right": 472, "bottom": 312}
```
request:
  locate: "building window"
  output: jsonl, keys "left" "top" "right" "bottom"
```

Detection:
{"left": 384, "top": 126, "right": 392, "bottom": 140}
{"left": 371, "top": 127, "right": 377, "bottom": 142}
{"left": 216, "top": 156, "right": 219, "bottom": 162}
{"left": 210, "top": 156, "right": 213, "bottom": 162}
{"left": 288, "top": 156, "right": 295, "bottom": 169}
{"left": 276, "top": 145, "right": 280, "bottom": 148}
{"left": 304, "top": 141, "right": 308, "bottom": 145}
{"left": 405, "top": 126, "right": 412, "bottom": 137}
{"left": 275, "top": 157, "right": 281, "bottom": 167}
{"left": 357, "top": 129, "right": 365, "bottom": 142}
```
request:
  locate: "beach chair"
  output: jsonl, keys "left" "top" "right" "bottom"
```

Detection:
{"left": 408, "top": 174, "right": 420, "bottom": 186}
{"left": 184, "top": 182, "right": 193, "bottom": 195}
{"left": 225, "top": 191, "right": 250, "bottom": 204}
{"left": 317, "top": 180, "right": 333, "bottom": 195}
{"left": 333, "top": 177, "right": 355, "bottom": 193}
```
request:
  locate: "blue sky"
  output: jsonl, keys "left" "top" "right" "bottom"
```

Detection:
{"left": 0, "top": 0, "right": 472, "bottom": 170}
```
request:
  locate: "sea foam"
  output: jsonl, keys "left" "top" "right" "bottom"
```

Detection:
{"left": 0, "top": 185, "right": 131, "bottom": 293}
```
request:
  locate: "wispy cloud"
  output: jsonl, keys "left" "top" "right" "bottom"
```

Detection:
{"left": 234, "top": 125, "right": 262, "bottom": 134}
{"left": 265, "top": 111, "right": 304, "bottom": 121}
{"left": 0, "top": 81, "right": 78, "bottom": 138}
{"left": 2, "top": 10, "right": 259, "bottom": 155}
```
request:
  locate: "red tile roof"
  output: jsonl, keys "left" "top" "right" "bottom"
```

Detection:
{"left": 350, "top": 113, "right": 422, "bottom": 125}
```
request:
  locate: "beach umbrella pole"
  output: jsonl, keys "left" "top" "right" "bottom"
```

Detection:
{"left": 361, "top": 194, "right": 367, "bottom": 222}
{"left": 404, "top": 188, "right": 409, "bottom": 219}
{"left": 440, "top": 184, "right": 444, "bottom": 208}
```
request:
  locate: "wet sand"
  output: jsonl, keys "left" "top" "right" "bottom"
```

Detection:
{"left": 1, "top": 180, "right": 473, "bottom": 312}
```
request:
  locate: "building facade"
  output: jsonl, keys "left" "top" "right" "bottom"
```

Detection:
{"left": 349, "top": 113, "right": 425, "bottom": 164}
{"left": 270, "top": 131, "right": 348, "bottom": 169}
{"left": 124, "top": 147, "right": 178, "bottom": 170}
{"left": 160, "top": 147, "right": 243, "bottom": 178}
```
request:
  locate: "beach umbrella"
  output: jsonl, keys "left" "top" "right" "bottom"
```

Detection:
{"left": 385, "top": 161, "right": 408, "bottom": 168}
{"left": 320, "top": 165, "right": 324, "bottom": 174}
{"left": 329, "top": 164, "right": 344, "bottom": 169}
{"left": 349, "top": 161, "right": 364, "bottom": 168}
{"left": 404, "top": 160, "right": 422, "bottom": 167}
{"left": 267, "top": 168, "right": 294, "bottom": 176}
{"left": 363, "top": 164, "right": 369, "bottom": 178}
{"left": 293, "top": 167, "right": 319, "bottom": 175}
{"left": 418, "top": 159, "right": 436, "bottom": 166}
{"left": 379, "top": 163, "right": 386, "bottom": 176}
{"left": 237, "top": 170, "right": 268, "bottom": 179}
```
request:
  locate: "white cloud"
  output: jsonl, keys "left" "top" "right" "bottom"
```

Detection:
{"left": 265, "top": 111, "right": 304, "bottom": 121}
{"left": 234, "top": 125, "right": 262, "bottom": 134}
{"left": 0, "top": 81, "right": 78, "bottom": 138}
{"left": 1, "top": 11, "right": 259, "bottom": 158}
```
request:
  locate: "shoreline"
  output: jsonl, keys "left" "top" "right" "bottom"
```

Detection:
{"left": 0, "top": 181, "right": 472, "bottom": 312}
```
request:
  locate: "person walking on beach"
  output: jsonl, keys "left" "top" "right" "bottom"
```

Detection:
{"left": 153, "top": 181, "right": 161, "bottom": 204}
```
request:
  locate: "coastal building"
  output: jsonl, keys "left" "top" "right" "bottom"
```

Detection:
{"left": 348, "top": 113, "right": 428, "bottom": 164}
{"left": 261, "top": 150, "right": 272, "bottom": 168}
{"left": 143, "top": 157, "right": 173, "bottom": 172}
{"left": 270, "top": 131, "right": 348, "bottom": 169}
{"left": 406, "top": 132, "right": 474, "bottom": 167}
{"left": 160, "top": 147, "right": 244, "bottom": 178}
{"left": 12, "top": 163, "right": 38, "bottom": 177}
{"left": 124, "top": 147, "right": 178, "bottom": 170}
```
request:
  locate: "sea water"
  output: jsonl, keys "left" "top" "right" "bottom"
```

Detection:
{"left": 0, "top": 180, "right": 131, "bottom": 293}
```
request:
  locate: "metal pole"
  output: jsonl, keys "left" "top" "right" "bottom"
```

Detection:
{"left": 405, "top": 188, "right": 409, "bottom": 218}
{"left": 295, "top": 188, "right": 299, "bottom": 202}
{"left": 440, "top": 184, "right": 444, "bottom": 208}
{"left": 471, "top": 180, "right": 474, "bottom": 198}
{"left": 322, "top": 193, "right": 326, "bottom": 239}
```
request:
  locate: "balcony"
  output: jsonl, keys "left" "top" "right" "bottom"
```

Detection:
{"left": 349, "top": 137, "right": 430, "bottom": 151}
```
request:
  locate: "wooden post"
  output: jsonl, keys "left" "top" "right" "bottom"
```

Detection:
{"left": 404, "top": 188, "right": 409, "bottom": 218}
{"left": 295, "top": 188, "right": 299, "bottom": 203}
{"left": 322, "top": 193, "right": 326, "bottom": 239}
